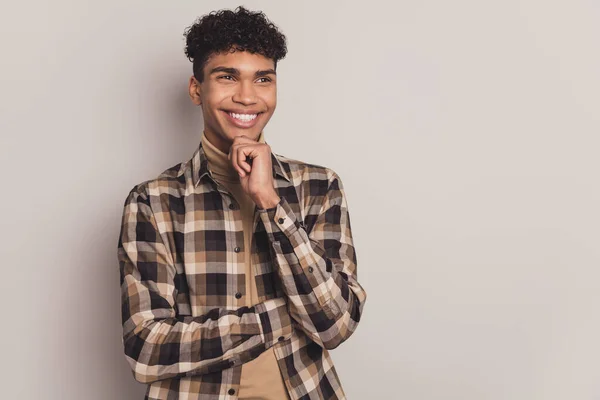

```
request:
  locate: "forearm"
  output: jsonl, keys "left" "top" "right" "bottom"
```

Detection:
{"left": 121, "top": 292, "right": 293, "bottom": 383}
{"left": 257, "top": 189, "right": 367, "bottom": 349}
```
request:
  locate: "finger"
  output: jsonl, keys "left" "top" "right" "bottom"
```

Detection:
{"left": 229, "top": 136, "right": 258, "bottom": 175}
{"left": 228, "top": 143, "right": 245, "bottom": 177}
{"left": 236, "top": 144, "right": 255, "bottom": 174}
{"left": 229, "top": 143, "right": 253, "bottom": 176}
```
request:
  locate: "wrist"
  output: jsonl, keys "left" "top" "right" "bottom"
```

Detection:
{"left": 255, "top": 191, "right": 280, "bottom": 210}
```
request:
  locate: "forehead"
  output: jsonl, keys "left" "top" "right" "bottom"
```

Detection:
{"left": 205, "top": 50, "right": 275, "bottom": 73}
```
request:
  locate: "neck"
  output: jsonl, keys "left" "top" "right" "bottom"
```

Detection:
{"left": 203, "top": 129, "right": 263, "bottom": 154}
{"left": 201, "top": 129, "right": 266, "bottom": 182}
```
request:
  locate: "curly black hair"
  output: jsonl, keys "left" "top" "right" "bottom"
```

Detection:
{"left": 183, "top": 6, "right": 288, "bottom": 82}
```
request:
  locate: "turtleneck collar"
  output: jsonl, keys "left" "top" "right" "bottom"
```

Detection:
{"left": 201, "top": 130, "right": 266, "bottom": 183}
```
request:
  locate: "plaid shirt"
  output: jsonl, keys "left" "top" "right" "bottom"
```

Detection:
{"left": 117, "top": 139, "right": 367, "bottom": 399}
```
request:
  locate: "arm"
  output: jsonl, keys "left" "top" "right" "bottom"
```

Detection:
{"left": 257, "top": 170, "right": 367, "bottom": 350}
{"left": 118, "top": 185, "right": 293, "bottom": 384}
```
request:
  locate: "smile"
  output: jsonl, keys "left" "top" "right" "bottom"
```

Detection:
{"left": 229, "top": 112, "right": 257, "bottom": 121}
{"left": 223, "top": 110, "right": 262, "bottom": 128}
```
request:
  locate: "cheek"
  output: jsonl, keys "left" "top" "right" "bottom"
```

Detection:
{"left": 259, "top": 87, "right": 276, "bottom": 104}
{"left": 203, "top": 99, "right": 222, "bottom": 115}
{"left": 201, "top": 104, "right": 223, "bottom": 125}
{"left": 265, "top": 96, "right": 277, "bottom": 110}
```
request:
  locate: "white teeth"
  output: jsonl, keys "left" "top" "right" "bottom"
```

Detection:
{"left": 229, "top": 112, "right": 258, "bottom": 122}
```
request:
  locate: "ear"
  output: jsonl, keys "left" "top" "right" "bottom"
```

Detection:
{"left": 188, "top": 75, "right": 202, "bottom": 106}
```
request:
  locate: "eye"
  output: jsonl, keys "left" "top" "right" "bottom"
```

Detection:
{"left": 218, "top": 75, "right": 234, "bottom": 81}
{"left": 257, "top": 77, "right": 272, "bottom": 83}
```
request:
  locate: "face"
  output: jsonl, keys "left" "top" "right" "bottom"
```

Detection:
{"left": 188, "top": 50, "right": 277, "bottom": 153}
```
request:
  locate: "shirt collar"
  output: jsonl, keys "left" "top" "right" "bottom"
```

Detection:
{"left": 189, "top": 137, "right": 290, "bottom": 188}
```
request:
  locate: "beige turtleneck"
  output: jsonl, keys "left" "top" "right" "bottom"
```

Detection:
{"left": 201, "top": 130, "right": 290, "bottom": 400}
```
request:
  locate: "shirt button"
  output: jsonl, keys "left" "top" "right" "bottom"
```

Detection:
{"left": 308, "top": 266, "right": 313, "bottom": 273}
{"left": 228, "top": 388, "right": 235, "bottom": 395}
{"left": 234, "top": 246, "right": 241, "bottom": 252}
{"left": 278, "top": 336, "right": 285, "bottom": 342}
{"left": 235, "top": 292, "right": 242, "bottom": 299}
{"left": 278, "top": 217, "right": 284, "bottom": 224}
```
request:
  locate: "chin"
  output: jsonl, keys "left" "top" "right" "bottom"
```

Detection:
{"left": 229, "top": 128, "right": 261, "bottom": 139}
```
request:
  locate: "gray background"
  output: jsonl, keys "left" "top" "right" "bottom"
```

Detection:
{"left": 1, "top": 1, "right": 599, "bottom": 399}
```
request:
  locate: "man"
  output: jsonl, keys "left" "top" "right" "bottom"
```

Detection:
{"left": 117, "top": 6, "right": 367, "bottom": 399}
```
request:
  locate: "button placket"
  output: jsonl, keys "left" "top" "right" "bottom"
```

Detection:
{"left": 225, "top": 194, "right": 244, "bottom": 307}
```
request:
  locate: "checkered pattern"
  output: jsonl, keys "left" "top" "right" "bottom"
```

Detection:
{"left": 117, "top": 140, "right": 367, "bottom": 399}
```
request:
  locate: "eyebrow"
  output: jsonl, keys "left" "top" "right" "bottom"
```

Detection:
{"left": 209, "top": 66, "right": 276, "bottom": 78}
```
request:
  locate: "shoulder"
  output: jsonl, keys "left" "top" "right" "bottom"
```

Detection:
{"left": 274, "top": 152, "right": 342, "bottom": 187}
{"left": 124, "top": 161, "right": 185, "bottom": 204}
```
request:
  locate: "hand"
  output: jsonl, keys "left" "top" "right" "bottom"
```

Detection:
{"left": 227, "top": 135, "right": 280, "bottom": 209}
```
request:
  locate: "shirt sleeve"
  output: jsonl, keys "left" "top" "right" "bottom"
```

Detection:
{"left": 118, "top": 185, "right": 293, "bottom": 384}
{"left": 257, "top": 170, "right": 367, "bottom": 349}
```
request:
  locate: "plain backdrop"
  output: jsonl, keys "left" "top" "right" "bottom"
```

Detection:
{"left": 1, "top": 1, "right": 599, "bottom": 399}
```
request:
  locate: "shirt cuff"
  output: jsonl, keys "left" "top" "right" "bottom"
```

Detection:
{"left": 257, "top": 196, "right": 304, "bottom": 239}
{"left": 254, "top": 297, "right": 294, "bottom": 348}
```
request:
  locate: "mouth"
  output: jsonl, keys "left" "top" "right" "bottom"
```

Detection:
{"left": 222, "top": 110, "right": 264, "bottom": 128}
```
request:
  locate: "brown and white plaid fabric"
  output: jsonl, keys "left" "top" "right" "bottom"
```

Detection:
{"left": 117, "top": 140, "right": 367, "bottom": 399}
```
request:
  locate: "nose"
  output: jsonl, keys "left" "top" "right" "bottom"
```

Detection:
{"left": 232, "top": 80, "right": 257, "bottom": 105}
